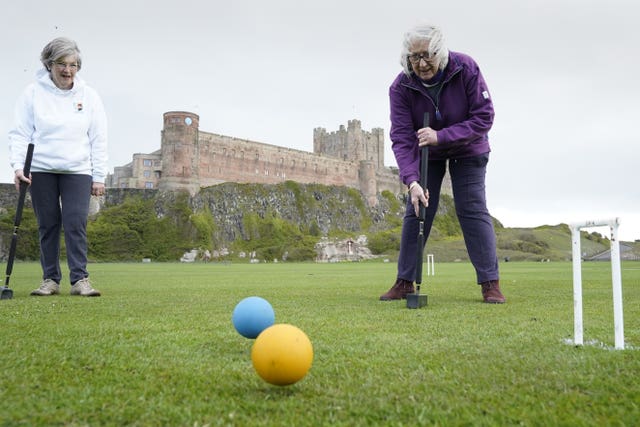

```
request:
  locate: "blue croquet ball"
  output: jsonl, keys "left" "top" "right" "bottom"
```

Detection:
{"left": 232, "top": 296, "right": 275, "bottom": 339}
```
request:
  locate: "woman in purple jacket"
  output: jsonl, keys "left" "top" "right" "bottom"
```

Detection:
{"left": 380, "top": 24, "right": 505, "bottom": 303}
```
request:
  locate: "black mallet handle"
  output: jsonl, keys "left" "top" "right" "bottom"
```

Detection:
{"left": 415, "top": 113, "right": 430, "bottom": 292}
{"left": 5, "top": 143, "right": 34, "bottom": 288}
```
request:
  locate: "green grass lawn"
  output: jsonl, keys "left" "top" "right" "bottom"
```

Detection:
{"left": 1, "top": 261, "right": 638, "bottom": 426}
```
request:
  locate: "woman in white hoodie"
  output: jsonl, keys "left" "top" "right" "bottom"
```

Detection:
{"left": 9, "top": 37, "right": 107, "bottom": 297}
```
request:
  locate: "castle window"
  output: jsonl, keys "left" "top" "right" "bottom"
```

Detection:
{"left": 145, "top": 182, "right": 154, "bottom": 189}
{"left": 143, "top": 170, "right": 151, "bottom": 178}
{"left": 143, "top": 159, "right": 152, "bottom": 167}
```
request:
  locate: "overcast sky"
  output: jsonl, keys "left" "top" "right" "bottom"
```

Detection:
{"left": 2, "top": 0, "right": 639, "bottom": 241}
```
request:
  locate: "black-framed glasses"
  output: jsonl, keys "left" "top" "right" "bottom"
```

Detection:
{"left": 408, "top": 52, "right": 437, "bottom": 64}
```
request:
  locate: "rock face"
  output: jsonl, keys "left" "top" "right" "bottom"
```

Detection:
{"left": 0, "top": 182, "right": 401, "bottom": 261}
{"left": 190, "top": 182, "right": 397, "bottom": 242}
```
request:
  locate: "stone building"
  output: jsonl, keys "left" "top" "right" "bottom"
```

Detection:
{"left": 107, "top": 111, "right": 406, "bottom": 206}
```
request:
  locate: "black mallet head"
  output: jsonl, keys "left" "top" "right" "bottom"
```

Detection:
{"left": 406, "top": 289, "right": 427, "bottom": 309}
{"left": 0, "top": 286, "right": 14, "bottom": 300}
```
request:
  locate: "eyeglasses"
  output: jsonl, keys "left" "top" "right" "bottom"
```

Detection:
{"left": 407, "top": 52, "right": 437, "bottom": 64}
{"left": 53, "top": 61, "right": 78, "bottom": 70}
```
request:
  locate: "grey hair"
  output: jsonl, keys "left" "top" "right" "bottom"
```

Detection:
{"left": 400, "top": 24, "right": 449, "bottom": 77}
{"left": 40, "top": 37, "right": 82, "bottom": 71}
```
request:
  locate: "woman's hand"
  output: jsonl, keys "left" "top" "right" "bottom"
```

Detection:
{"left": 417, "top": 127, "right": 438, "bottom": 147}
{"left": 408, "top": 182, "right": 429, "bottom": 217}
{"left": 14, "top": 170, "right": 31, "bottom": 191}
{"left": 92, "top": 182, "right": 105, "bottom": 197}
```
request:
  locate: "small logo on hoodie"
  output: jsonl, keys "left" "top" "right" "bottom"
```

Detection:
{"left": 74, "top": 101, "right": 83, "bottom": 112}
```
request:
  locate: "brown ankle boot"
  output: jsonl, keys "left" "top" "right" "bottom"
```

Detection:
{"left": 380, "top": 279, "right": 415, "bottom": 301}
{"left": 481, "top": 280, "right": 505, "bottom": 304}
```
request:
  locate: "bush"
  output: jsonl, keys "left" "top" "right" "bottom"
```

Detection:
{"left": 0, "top": 208, "right": 39, "bottom": 260}
{"left": 367, "top": 229, "right": 401, "bottom": 254}
{"left": 238, "top": 212, "right": 318, "bottom": 261}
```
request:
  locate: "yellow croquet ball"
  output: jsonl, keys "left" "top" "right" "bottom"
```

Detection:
{"left": 251, "top": 324, "right": 313, "bottom": 386}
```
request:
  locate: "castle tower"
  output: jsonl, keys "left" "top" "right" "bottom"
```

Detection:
{"left": 313, "top": 120, "right": 381, "bottom": 165}
{"left": 159, "top": 111, "right": 200, "bottom": 194}
{"left": 358, "top": 160, "right": 378, "bottom": 206}
{"left": 371, "top": 127, "right": 385, "bottom": 169}
{"left": 347, "top": 120, "right": 365, "bottom": 162}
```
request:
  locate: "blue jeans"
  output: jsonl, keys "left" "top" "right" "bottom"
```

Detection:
{"left": 29, "top": 173, "right": 92, "bottom": 284}
{"left": 397, "top": 153, "right": 499, "bottom": 284}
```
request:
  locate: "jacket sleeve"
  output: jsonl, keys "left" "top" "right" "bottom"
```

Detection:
{"left": 389, "top": 82, "right": 420, "bottom": 187}
{"left": 8, "top": 86, "right": 35, "bottom": 172}
{"left": 87, "top": 88, "right": 108, "bottom": 183}
{"left": 437, "top": 60, "right": 494, "bottom": 146}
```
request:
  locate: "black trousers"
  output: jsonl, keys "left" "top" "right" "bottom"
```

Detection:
{"left": 397, "top": 153, "right": 499, "bottom": 284}
{"left": 29, "top": 173, "right": 92, "bottom": 284}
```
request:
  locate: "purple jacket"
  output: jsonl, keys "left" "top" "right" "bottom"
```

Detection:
{"left": 389, "top": 51, "right": 495, "bottom": 186}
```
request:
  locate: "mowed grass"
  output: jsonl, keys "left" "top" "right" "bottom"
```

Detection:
{"left": 0, "top": 261, "right": 638, "bottom": 426}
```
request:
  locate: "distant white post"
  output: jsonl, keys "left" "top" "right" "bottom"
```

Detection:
{"left": 570, "top": 218, "right": 624, "bottom": 350}
{"left": 426, "top": 254, "right": 435, "bottom": 276}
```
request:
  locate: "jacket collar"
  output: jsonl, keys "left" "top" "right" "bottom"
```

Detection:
{"left": 401, "top": 52, "right": 462, "bottom": 95}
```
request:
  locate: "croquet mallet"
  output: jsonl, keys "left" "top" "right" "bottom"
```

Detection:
{"left": 407, "top": 113, "right": 430, "bottom": 309}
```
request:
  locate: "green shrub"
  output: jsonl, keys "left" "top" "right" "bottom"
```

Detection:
{"left": 0, "top": 208, "right": 39, "bottom": 260}
{"left": 367, "top": 229, "right": 402, "bottom": 254}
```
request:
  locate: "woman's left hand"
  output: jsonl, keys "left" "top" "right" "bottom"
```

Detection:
{"left": 92, "top": 182, "right": 105, "bottom": 197}
{"left": 417, "top": 127, "right": 438, "bottom": 147}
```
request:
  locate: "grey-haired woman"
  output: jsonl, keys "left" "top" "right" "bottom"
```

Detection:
{"left": 9, "top": 37, "right": 107, "bottom": 296}
{"left": 380, "top": 25, "right": 504, "bottom": 304}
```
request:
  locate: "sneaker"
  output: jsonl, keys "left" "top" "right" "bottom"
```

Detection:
{"left": 30, "top": 279, "right": 60, "bottom": 296}
{"left": 70, "top": 278, "right": 101, "bottom": 297}
{"left": 380, "top": 278, "right": 415, "bottom": 301}
{"left": 481, "top": 280, "right": 505, "bottom": 304}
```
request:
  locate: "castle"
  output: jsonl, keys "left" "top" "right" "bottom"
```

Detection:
{"left": 106, "top": 111, "right": 406, "bottom": 205}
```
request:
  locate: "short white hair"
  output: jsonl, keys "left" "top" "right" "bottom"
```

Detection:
{"left": 40, "top": 37, "right": 82, "bottom": 72}
{"left": 399, "top": 24, "right": 449, "bottom": 77}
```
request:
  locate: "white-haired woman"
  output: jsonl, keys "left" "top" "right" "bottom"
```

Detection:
{"left": 9, "top": 37, "right": 107, "bottom": 296}
{"left": 380, "top": 25, "right": 504, "bottom": 303}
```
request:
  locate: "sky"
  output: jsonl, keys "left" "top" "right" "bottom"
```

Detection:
{"left": 1, "top": 0, "right": 639, "bottom": 241}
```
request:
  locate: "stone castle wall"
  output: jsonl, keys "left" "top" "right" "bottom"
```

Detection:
{"left": 108, "top": 111, "right": 441, "bottom": 205}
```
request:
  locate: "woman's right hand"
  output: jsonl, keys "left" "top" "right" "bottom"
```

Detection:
{"left": 409, "top": 183, "right": 429, "bottom": 217}
{"left": 14, "top": 170, "right": 31, "bottom": 191}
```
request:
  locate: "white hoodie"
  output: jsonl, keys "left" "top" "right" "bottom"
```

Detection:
{"left": 8, "top": 68, "right": 108, "bottom": 183}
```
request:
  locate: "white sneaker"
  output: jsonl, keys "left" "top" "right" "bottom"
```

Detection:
{"left": 30, "top": 279, "right": 60, "bottom": 296}
{"left": 70, "top": 278, "right": 101, "bottom": 297}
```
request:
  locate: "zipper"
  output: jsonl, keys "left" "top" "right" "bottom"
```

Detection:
{"left": 402, "top": 65, "right": 462, "bottom": 124}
